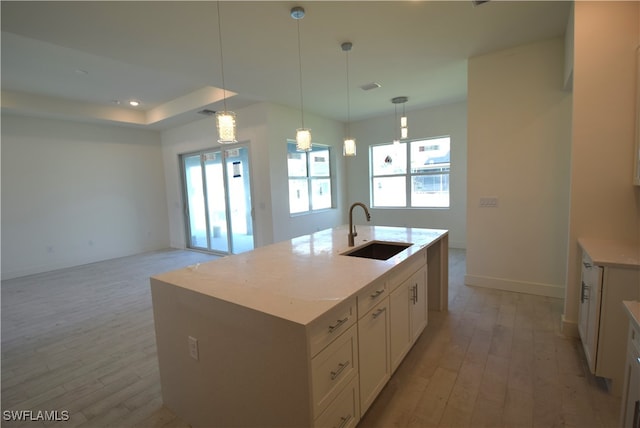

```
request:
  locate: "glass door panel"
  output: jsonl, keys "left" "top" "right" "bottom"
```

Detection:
{"left": 203, "top": 152, "right": 229, "bottom": 253}
{"left": 225, "top": 147, "right": 254, "bottom": 254}
{"left": 181, "top": 145, "right": 254, "bottom": 255}
{"left": 183, "top": 154, "right": 208, "bottom": 249}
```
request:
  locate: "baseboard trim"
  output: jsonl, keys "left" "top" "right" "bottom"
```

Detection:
{"left": 464, "top": 274, "right": 565, "bottom": 298}
{"left": 561, "top": 315, "right": 579, "bottom": 337}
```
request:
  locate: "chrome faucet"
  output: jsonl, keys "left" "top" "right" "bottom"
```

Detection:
{"left": 348, "top": 202, "right": 371, "bottom": 246}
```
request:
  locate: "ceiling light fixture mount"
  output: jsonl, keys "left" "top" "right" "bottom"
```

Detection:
{"left": 215, "top": 1, "right": 237, "bottom": 144}
{"left": 391, "top": 96, "right": 409, "bottom": 140}
{"left": 291, "top": 6, "right": 311, "bottom": 152}
{"left": 342, "top": 41, "right": 356, "bottom": 157}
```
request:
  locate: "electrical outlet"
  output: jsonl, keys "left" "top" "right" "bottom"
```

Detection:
{"left": 188, "top": 336, "right": 199, "bottom": 360}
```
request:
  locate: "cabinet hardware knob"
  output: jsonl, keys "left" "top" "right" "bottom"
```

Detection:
{"left": 372, "top": 307, "right": 386, "bottom": 319}
{"left": 328, "top": 317, "right": 348, "bottom": 333}
{"left": 330, "top": 360, "right": 350, "bottom": 380}
{"left": 337, "top": 414, "right": 352, "bottom": 428}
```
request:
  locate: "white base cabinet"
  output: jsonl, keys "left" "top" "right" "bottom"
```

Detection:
{"left": 578, "top": 242, "right": 640, "bottom": 396}
{"left": 389, "top": 262, "right": 427, "bottom": 373}
{"left": 357, "top": 292, "right": 390, "bottom": 414}
{"left": 620, "top": 301, "right": 640, "bottom": 428}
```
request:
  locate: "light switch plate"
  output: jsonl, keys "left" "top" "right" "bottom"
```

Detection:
{"left": 479, "top": 197, "right": 498, "bottom": 208}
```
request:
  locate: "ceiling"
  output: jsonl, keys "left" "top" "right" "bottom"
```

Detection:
{"left": 1, "top": 1, "right": 571, "bottom": 130}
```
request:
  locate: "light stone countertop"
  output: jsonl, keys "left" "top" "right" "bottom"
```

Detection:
{"left": 623, "top": 300, "right": 640, "bottom": 332}
{"left": 578, "top": 238, "right": 640, "bottom": 268}
{"left": 152, "top": 225, "right": 448, "bottom": 326}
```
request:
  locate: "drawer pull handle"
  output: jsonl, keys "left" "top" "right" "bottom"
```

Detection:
{"left": 336, "top": 414, "right": 352, "bottom": 428}
{"left": 329, "top": 317, "right": 348, "bottom": 333}
{"left": 372, "top": 307, "right": 386, "bottom": 319}
{"left": 583, "top": 262, "right": 592, "bottom": 268}
{"left": 330, "top": 360, "right": 350, "bottom": 380}
{"left": 370, "top": 289, "right": 384, "bottom": 299}
{"left": 581, "top": 281, "right": 589, "bottom": 303}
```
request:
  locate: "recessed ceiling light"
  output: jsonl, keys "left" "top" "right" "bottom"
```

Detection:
{"left": 129, "top": 100, "right": 140, "bottom": 107}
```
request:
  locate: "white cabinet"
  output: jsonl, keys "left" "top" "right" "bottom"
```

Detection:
{"left": 620, "top": 301, "right": 640, "bottom": 428}
{"left": 577, "top": 243, "right": 640, "bottom": 396}
{"left": 389, "top": 256, "right": 428, "bottom": 373}
{"left": 357, "top": 296, "right": 390, "bottom": 414}
{"left": 578, "top": 251, "right": 603, "bottom": 373}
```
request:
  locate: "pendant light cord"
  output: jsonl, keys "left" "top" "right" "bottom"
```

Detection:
{"left": 216, "top": 1, "right": 228, "bottom": 112}
{"left": 395, "top": 104, "right": 399, "bottom": 141}
{"left": 345, "top": 48, "right": 351, "bottom": 137}
{"left": 296, "top": 18, "right": 305, "bottom": 129}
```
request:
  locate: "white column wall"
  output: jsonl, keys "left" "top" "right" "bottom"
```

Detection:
{"left": 466, "top": 37, "right": 572, "bottom": 298}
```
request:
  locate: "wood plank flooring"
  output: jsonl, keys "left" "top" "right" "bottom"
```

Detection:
{"left": 1, "top": 248, "right": 620, "bottom": 427}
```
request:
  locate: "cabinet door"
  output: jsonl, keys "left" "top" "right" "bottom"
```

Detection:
{"left": 389, "top": 283, "right": 411, "bottom": 373}
{"left": 584, "top": 274, "right": 602, "bottom": 374}
{"left": 410, "top": 266, "right": 428, "bottom": 343}
{"left": 621, "top": 343, "right": 640, "bottom": 428}
{"left": 358, "top": 298, "right": 390, "bottom": 414}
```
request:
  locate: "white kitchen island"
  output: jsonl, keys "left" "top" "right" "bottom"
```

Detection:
{"left": 151, "top": 225, "right": 448, "bottom": 428}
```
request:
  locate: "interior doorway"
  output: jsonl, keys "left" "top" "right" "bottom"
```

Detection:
{"left": 181, "top": 145, "right": 254, "bottom": 255}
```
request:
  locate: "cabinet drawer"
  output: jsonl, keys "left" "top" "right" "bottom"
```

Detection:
{"left": 309, "top": 299, "right": 356, "bottom": 357}
{"left": 387, "top": 250, "right": 425, "bottom": 292}
{"left": 314, "top": 375, "right": 360, "bottom": 428}
{"left": 356, "top": 278, "right": 387, "bottom": 319}
{"left": 311, "top": 324, "right": 358, "bottom": 418}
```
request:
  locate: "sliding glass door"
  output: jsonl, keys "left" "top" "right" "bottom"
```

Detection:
{"left": 181, "top": 145, "right": 254, "bottom": 255}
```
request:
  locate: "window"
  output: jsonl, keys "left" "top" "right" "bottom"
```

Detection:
{"left": 371, "top": 136, "right": 450, "bottom": 208}
{"left": 287, "top": 142, "right": 333, "bottom": 214}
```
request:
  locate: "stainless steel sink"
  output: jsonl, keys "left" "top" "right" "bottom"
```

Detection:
{"left": 341, "top": 241, "right": 412, "bottom": 260}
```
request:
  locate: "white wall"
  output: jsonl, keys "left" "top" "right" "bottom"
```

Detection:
{"left": 346, "top": 101, "right": 467, "bottom": 249}
{"left": 466, "top": 37, "right": 572, "bottom": 298}
{"left": 563, "top": 1, "right": 640, "bottom": 334}
{"left": 264, "top": 103, "right": 347, "bottom": 242}
{"left": 1, "top": 115, "right": 169, "bottom": 279}
{"left": 160, "top": 102, "right": 346, "bottom": 250}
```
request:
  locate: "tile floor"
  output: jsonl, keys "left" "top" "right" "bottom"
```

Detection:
{"left": 1, "top": 248, "right": 621, "bottom": 427}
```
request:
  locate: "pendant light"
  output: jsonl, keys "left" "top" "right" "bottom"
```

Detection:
{"left": 401, "top": 101, "right": 408, "bottom": 139}
{"left": 215, "top": 1, "right": 237, "bottom": 144}
{"left": 392, "top": 96, "right": 408, "bottom": 141}
{"left": 291, "top": 6, "right": 311, "bottom": 152}
{"left": 393, "top": 102, "right": 400, "bottom": 145}
{"left": 342, "top": 42, "right": 356, "bottom": 157}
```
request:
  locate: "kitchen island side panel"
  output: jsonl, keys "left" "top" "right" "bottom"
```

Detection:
{"left": 427, "top": 234, "right": 449, "bottom": 311}
{"left": 151, "top": 278, "right": 312, "bottom": 428}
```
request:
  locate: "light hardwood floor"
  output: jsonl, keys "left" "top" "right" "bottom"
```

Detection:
{"left": 1, "top": 248, "right": 620, "bottom": 427}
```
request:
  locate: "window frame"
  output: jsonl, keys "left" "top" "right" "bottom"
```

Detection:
{"left": 287, "top": 141, "right": 335, "bottom": 215}
{"left": 370, "top": 136, "right": 451, "bottom": 209}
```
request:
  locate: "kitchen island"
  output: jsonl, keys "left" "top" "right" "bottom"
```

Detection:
{"left": 151, "top": 225, "right": 448, "bottom": 427}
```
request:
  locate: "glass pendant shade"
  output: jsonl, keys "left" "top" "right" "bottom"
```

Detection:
{"left": 401, "top": 116, "right": 408, "bottom": 139}
{"left": 296, "top": 128, "right": 312, "bottom": 151}
{"left": 216, "top": 111, "right": 237, "bottom": 144}
{"left": 343, "top": 138, "right": 356, "bottom": 157}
